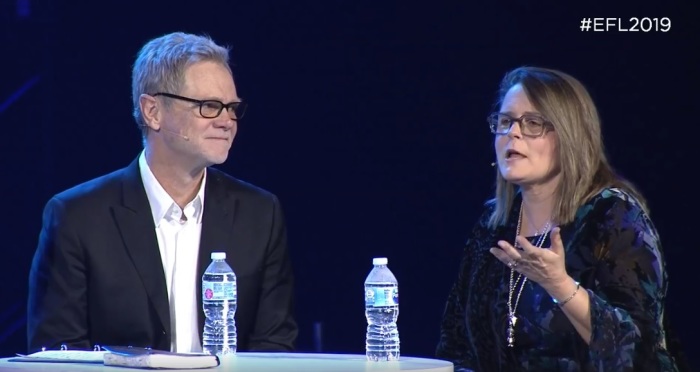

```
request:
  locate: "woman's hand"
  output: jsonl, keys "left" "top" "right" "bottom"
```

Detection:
{"left": 489, "top": 227, "right": 571, "bottom": 293}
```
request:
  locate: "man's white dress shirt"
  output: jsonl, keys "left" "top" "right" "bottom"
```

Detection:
{"left": 139, "top": 151, "right": 205, "bottom": 353}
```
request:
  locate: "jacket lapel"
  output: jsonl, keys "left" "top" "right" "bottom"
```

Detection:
{"left": 111, "top": 157, "right": 171, "bottom": 339}
{"left": 197, "top": 168, "right": 237, "bottom": 336}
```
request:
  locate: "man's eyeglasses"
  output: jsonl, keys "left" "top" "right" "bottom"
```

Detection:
{"left": 487, "top": 113, "right": 553, "bottom": 138}
{"left": 152, "top": 92, "right": 247, "bottom": 120}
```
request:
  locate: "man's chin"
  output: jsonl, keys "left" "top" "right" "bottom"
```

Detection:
{"left": 207, "top": 154, "right": 229, "bottom": 165}
{"left": 205, "top": 151, "right": 229, "bottom": 165}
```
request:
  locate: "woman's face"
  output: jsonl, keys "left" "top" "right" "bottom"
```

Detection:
{"left": 494, "top": 84, "right": 559, "bottom": 187}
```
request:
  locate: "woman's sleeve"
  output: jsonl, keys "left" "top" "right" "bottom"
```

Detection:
{"left": 585, "top": 194, "right": 674, "bottom": 370}
{"left": 435, "top": 240, "right": 476, "bottom": 371}
{"left": 435, "top": 208, "right": 492, "bottom": 372}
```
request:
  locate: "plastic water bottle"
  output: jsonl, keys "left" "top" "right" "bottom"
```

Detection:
{"left": 364, "top": 257, "right": 400, "bottom": 362}
{"left": 202, "top": 252, "right": 237, "bottom": 356}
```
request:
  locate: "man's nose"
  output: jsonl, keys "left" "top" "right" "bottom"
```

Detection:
{"left": 214, "top": 112, "right": 235, "bottom": 129}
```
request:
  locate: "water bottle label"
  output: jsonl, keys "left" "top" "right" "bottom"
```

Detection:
{"left": 203, "top": 281, "right": 236, "bottom": 301}
{"left": 365, "top": 287, "right": 398, "bottom": 307}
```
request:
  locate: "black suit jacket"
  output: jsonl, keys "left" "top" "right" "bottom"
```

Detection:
{"left": 27, "top": 157, "right": 297, "bottom": 352}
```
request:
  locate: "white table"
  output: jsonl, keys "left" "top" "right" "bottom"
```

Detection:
{"left": 0, "top": 352, "right": 454, "bottom": 371}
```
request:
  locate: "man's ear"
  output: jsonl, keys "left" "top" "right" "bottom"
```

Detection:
{"left": 139, "top": 94, "right": 161, "bottom": 131}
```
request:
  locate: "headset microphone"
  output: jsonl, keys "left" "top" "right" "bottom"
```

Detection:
{"left": 140, "top": 125, "right": 189, "bottom": 141}
{"left": 159, "top": 128, "right": 190, "bottom": 141}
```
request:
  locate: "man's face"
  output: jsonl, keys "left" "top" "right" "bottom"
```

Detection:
{"left": 156, "top": 61, "right": 240, "bottom": 170}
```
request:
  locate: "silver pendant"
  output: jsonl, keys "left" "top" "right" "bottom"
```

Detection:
{"left": 507, "top": 315, "right": 517, "bottom": 347}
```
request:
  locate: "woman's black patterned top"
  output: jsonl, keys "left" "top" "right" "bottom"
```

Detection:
{"left": 435, "top": 188, "right": 679, "bottom": 371}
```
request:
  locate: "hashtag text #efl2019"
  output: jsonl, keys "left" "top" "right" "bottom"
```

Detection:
{"left": 580, "top": 17, "right": 671, "bottom": 32}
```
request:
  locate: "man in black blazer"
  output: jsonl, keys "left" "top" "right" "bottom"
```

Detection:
{"left": 27, "top": 32, "right": 297, "bottom": 353}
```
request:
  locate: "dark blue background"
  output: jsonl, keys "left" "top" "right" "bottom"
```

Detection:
{"left": 2, "top": 0, "right": 695, "bottom": 368}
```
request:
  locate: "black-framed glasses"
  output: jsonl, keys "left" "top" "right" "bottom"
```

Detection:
{"left": 487, "top": 112, "right": 553, "bottom": 138}
{"left": 152, "top": 92, "right": 247, "bottom": 120}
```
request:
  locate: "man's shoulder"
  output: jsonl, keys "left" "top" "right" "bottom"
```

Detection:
{"left": 207, "top": 167, "right": 278, "bottom": 203}
{"left": 51, "top": 167, "right": 127, "bottom": 207}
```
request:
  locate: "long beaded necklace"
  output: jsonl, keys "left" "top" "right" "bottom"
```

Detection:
{"left": 506, "top": 202, "right": 551, "bottom": 348}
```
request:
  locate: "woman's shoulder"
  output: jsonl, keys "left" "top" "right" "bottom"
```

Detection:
{"left": 577, "top": 187, "right": 647, "bottom": 220}
{"left": 597, "top": 187, "right": 645, "bottom": 208}
{"left": 574, "top": 187, "right": 660, "bottom": 246}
